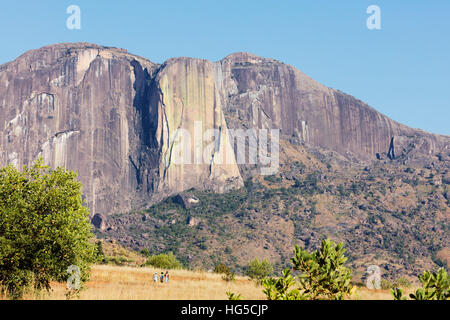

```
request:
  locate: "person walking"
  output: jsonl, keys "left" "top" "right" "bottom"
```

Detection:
{"left": 153, "top": 272, "right": 158, "bottom": 283}
{"left": 160, "top": 272, "right": 164, "bottom": 283}
{"left": 164, "top": 270, "right": 169, "bottom": 283}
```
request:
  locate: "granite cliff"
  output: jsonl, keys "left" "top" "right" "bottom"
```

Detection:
{"left": 0, "top": 43, "right": 448, "bottom": 216}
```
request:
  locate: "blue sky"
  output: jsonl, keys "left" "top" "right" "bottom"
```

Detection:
{"left": 1, "top": 1, "right": 448, "bottom": 135}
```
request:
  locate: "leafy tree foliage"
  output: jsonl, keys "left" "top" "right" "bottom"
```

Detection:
{"left": 214, "top": 262, "right": 231, "bottom": 274}
{"left": 262, "top": 269, "right": 305, "bottom": 300}
{"left": 261, "top": 239, "right": 353, "bottom": 300}
{"left": 292, "top": 239, "right": 353, "bottom": 300}
{"left": 0, "top": 159, "right": 96, "bottom": 299}
{"left": 246, "top": 258, "right": 273, "bottom": 282}
{"left": 213, "top": 262, "right": 235, "bottom": 282}
{"left": 144, "top": 252, "right": 183, "bottom": 269}
{"left": 392, "top": 268, "right": 449, "bottom": 300}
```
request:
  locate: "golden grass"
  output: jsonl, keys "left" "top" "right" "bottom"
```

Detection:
{"left": 1, "top": 264, "right": 413, "bottom": 300}
{"left": 351, "top": 286, "right": 415, "bottom": 300}
{"left": 2, "top": 265, "right": 265, "bottom": 300}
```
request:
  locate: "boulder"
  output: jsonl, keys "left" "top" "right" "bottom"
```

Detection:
{"left": 187, "top": 216, "right": 200, "bottom": 227}
{"left": 91, "top": 213, "right": 107, "bottom": 231}
{"left": 175, "top": 193, "right": 200, "bottom": 209}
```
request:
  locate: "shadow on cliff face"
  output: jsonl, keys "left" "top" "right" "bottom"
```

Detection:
{"left": 129, "top": 59, "right": 160, "bottom": 194}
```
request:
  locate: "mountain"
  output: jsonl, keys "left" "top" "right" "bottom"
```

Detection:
{"left": 0, "top": 43, "right": 448, "bottom": 216}
{"left": 1, "top": 43, "right": 449, "bottom": 279}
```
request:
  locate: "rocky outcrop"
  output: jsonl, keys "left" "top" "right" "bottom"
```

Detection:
{"left": 91, "top": 213, "right": 107, "bottom": 231}
{"left": 149, "top": 57, "right": 243, "bottom": 195}
{"left": 217, "top": 52, "right": 449, "bottom": 161}
{"left": 0, "top": 44, "right": 448, "bottom": 215}
{"left": 175, "top": 193, "right": 200, "bottom": 209}
{"left": 0, "top": 43, "right": 243, "bottom": 215}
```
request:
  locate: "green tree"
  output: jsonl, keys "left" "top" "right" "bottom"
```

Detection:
{"left": 145, "top": 252, "right": 183, "bottom": 269}
{"left": 292, "top": 239, "right": 353, "bottom": 300}
{"left": 246, "top": 258, "right": 273, "bottom": 282}
{"left": 96, "top": 241, "right": 106, "bottom": 264}
{"left": 213, "top": 262, "right": 235, "bottom": 282}
{"left": 0, "top": 159, "right": 96, "bottom": 299}
{"left": 392, "top": 268, "right": 449, "bottom": 300}
{"left": 262, "top": 269, "right": 305, "bottom": 300}
{"left": 260, "top": 239, "right": 352, "bottom": 300}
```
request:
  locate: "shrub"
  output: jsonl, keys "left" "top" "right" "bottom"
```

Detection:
{"left": 262, "top": 269, "right": 305, "bottom": 300}
{"left": 104, "top": 256, "right": 134, "bottom": 266}
{"left": 222, "top": 271, "right": 236, "bottom": 282}
{"left": 214, "top": 263, "right": 235, "bottom": 282}
{"left": 96, "top": 241, "right": 106, "bottom": 264}
{"left": 246, "top": 258, "right": 273, "bottom": 282}
{"left": 381, "top": 279, "right": 394, "bottom": 290}
{"left": 292, "top": 239, "right": 353, "bottom": 300}
{"left": 0, "top": 159, "right": 96, "bottom": 299}
{"left": 214, "top": 263, "right": 231, "bottom": 274}
{"left": 259, "top": 239, "right": 353, "bottom": 300}
{"left": 227, "top": 291, "right": 244, "bottom": 300}
{"left": 145, "top": 252, "right": 183, "bottom": 269}
{"left": 392, "top": 268, "right": 449, "bottom": 300}
{"left": 395, "top": 277, "right": 411, "bottom": 288}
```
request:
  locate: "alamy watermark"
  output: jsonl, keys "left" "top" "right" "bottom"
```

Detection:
{"left": 167, "top": 121, "right": 279, "bottom": 176}
{"left": 66, "top": 5, "right": 81, "bottom": 30}
{"left": 66, "top": 264, "right": 81, "bottom": 290}
{"left": 366, "top": 265, "right": 382, "bottom": 289}
{"left": 366, "top": 5, "right": 381, "bottom": 30}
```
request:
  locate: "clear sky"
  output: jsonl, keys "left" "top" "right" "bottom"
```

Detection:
{"left": 1, "top": 0, "right": 448, "bottom": 135}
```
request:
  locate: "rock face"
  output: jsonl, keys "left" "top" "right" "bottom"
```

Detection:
{"left": 0, "top": 43, "right": 243, "bottom": 215}
{"left": 217, "top": 52, "right": 449, "bottom": 161}
{"left": 0, "top": 43, "right": 448, "bottom": 215}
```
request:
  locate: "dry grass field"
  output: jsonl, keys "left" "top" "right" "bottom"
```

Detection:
{"left": 0, "top": 264, "right": 414, "bottom": 300}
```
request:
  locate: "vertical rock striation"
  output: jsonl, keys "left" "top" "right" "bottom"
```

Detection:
{"left": 218, "top": 52, "right": 449, "bottom": 161}
{"left": 0, "top": 44, "right": 448, "bottom": 215}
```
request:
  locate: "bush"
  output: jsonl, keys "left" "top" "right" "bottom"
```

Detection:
{"left": 395, "top": 277, "right": 411, "bottom": 288}
{"left": 145, "top": 252, "right": 183, "bottom": 269}
{"left": 392, "top": 268, "right": 449, "bottom": 300}
{"left": 381, "top": 279, "right": 394, "bottom": 290}
{"left": 214, "top": 263, "right": 231, "bottom": 274}
{"left": 260, "top": 239, "right": 353, "bottom": 300}
{"left": 292, "top": 239, "right": 353, "bottom": 299}
{"left": 222, "top": 271, "right": 236, "bottom": 282}
{"left": 262, "top": 269, "right": 305, "bottom": 300}
{"left": 227, "top": 291, "right": 244, "bottom": 300}
{"left": 0, "top": 159, "right": 96, "bottom": 299}
{"left": 382, "top": 277, "right": 411, "bottom": 290}
{"left": 104, "top": 256, "right": 134, "bottom": 266}
{"left": 96, "top": 241, "right": 106, "bottom": 264}
{"left": 214, "top": 263, "right": 235, "bottom": 282}
{"left": 246, "top": 258, "right": 273, "bottom": 282}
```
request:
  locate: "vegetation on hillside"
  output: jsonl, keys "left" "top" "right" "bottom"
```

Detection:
{"left": 144, "top": 252, "right": 183, "bottom": 269}
{"left": 245, "top": 258, "right": 273, "bottom": 283}
{"left": 95, "top": 141, "right": 449, "bottom": 281}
